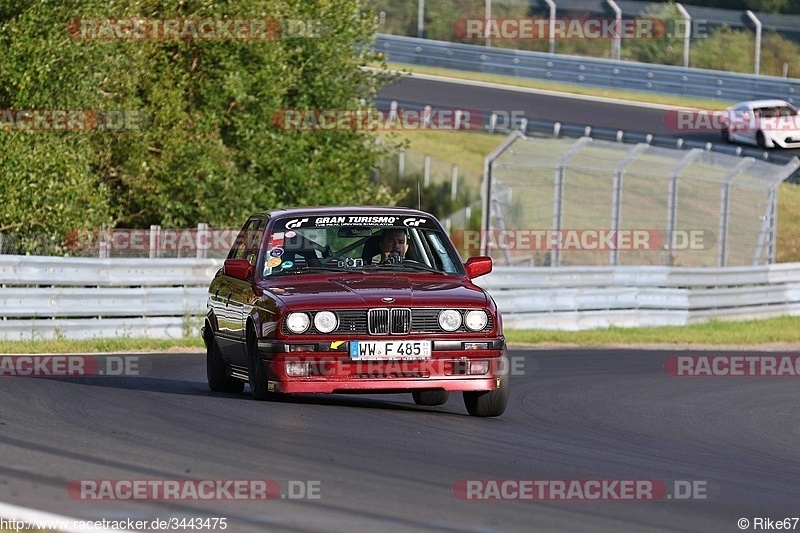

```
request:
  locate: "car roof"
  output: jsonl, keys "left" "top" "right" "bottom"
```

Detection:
{"left": 734, "top": 99, "right": 794, "bottom": 108}
{"left": 250, "top": 206, "right": 436, "bottom": 219}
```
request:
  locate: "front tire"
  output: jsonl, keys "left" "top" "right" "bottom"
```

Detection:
{"left": 206, "top": 331, "right": 244, "bottom": 393}
{"left": 463, "top": 354, "right": 510, "bottom": 417}
{"left": 463, "top": 378, "right": 509, "bottom": 417}
{"left": 412, "top": 390, "right": 450, "bottom": 406}
{"left": 247, "top": 329, "right": 270, "bottom": 400}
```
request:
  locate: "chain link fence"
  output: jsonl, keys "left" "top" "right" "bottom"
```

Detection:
{"left": 482, "top": 133, "right": 800, "bottom": 267}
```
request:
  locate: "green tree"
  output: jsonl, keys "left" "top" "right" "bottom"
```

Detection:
{"left": 691, "top": 25, "right": 755, "bottom": 72}
{"left": 624, "top": 2, "right": 685, "bottom": 66}
{"left": 0, "top": 0, "right": 395, "bottom": 252}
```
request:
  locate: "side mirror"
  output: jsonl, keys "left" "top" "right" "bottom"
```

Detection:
{"left": 464, "top": 256, "right": 492, "bottom": 279}
{"left": 224, "top": 258, "right": 253, "bottom": 281}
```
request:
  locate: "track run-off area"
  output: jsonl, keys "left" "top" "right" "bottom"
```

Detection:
{"left": 1, "top": 349, "right": 798, "bottom": 532}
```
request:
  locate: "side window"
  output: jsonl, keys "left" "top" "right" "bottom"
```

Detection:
{"left": 244, "top": 219, "right": 266, "bottom": 265}
{"left": 228, "top": 220, "right": 254, "bottom": 260}
{"left": 229, "top": 218, "right": 265, "bottom": 264}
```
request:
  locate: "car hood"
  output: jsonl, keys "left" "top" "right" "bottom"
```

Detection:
{"left": 258, "top": 274, "right": 488, "bottom": 309}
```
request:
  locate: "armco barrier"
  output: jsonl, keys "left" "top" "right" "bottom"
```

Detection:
{"left": 1, "top": 256, "right": 800, "bottom": 339}
{"left": 0, "top": 256, "right": 221, "bottom": 341}
{"left": 376, "top": 34, "right": 800, "bottom": 103}
{"left": 476, "top": 264, "right": 800, "bottom": 329}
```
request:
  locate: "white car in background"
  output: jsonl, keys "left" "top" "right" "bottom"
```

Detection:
{"left": 721, "top": 99, "right": 800, "bottom": 149}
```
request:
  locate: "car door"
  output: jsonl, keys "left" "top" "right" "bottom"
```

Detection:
{"left": 229, "top": 217, "right": 267, "bottom": 365}
{"left": 215, "top": 217, "right": 264, "bottom": 366}
{"left": 729, "top": 105, "right": 752, "bottom": 144}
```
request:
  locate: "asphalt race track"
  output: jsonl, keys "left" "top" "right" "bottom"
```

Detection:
{"left": 377, "top": 75, "right": 800, "bottom": 161}
{"left": 1, "top": 350, "right": 798, "bottom": 532}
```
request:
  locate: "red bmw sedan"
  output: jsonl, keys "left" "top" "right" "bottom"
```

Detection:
{"left": 202, "top": 206, "right": 508, "bottom": 417}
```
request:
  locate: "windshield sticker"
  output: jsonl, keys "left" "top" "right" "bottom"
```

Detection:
{"left": 285, "top": 218, "right": 308, "bottom": 229}
{"left": 281, "top": 260, "right": 294, "bottom": 269}
{"left": 285, "top": 230, "right": 297, "bottom": 238}
{"left": 266, "top": 257, "right": 282, "bottom": 268}
{"left": 280, "top": 215, "right": 431, "bottom": 228}
{"left": 403, "top": 217, "right": 427, "bottom": 227}
{"left": 269, "top": 247, "right": 284, "bottom": 257}
{"left": 268, "top": 232, "right": 285, "bottom": 249}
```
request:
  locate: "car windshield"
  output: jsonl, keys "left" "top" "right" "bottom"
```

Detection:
{"left": 259, "top": 214, "right": 464, "bottom": 277}
{"left": 754, "top": 105, "right": 798, "bottom": 117}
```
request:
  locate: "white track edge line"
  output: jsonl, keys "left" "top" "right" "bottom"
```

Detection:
{"left": 0, "top": 500, "right": 132, "bottom": 533}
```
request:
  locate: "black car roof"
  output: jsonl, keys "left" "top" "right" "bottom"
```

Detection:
{"left": 251, "top": 206, "right": 436, "bottom": 219}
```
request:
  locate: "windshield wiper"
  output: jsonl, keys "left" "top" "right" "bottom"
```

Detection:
{"left": 297, "top": 266, "right": 370, "bottom": 274}
{"left": 265, "top": 266, "right": 355, "bottom": 277}
{"left": 374, "top": 261, "right": 445, "bottom": 274}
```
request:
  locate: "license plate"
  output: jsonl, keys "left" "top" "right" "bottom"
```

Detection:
{"left": 349, "top": 340, "right": 432, "bottom": 360}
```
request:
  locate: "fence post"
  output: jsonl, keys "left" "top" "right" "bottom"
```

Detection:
{"left": 667, "top": 150, "right": 702, "bottom": 266}
{"left": 374, "top": 137, "right": 381, "bottom": 181}
{"left": 417, "top": 0, "right": 424, "bottom": 38}
{"left": 484, "top": 0, "right": 492, "bottom": 48}
{"left": 746, "top": 10, "right": 761, "bottom": 76}
{"left": 398, "top": 148, "right": 405, "bottom": 181}
{"left": 149, "top": 225, "right": 161, "bottom": 259}
{"left": 451, "top": 165, "right": 458, "bottom": 201}
{"left": 552, "top": 137, "right": 593, "bottom": 267}
{"left": 99, "top": 240, "right": 110, "bottom": 259}
{"left": 611, "top": 143, "right": 648, "bottom": 265}
{"left": 676, "top": 3, "right": 692, "bottom": 68}
{"left": 196, "top": 222, "right": 208, "bottom": 259}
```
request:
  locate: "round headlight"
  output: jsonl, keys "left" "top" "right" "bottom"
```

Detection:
{"left": 314, "top": 311, "right": 338, "bottom": 333}
{"left": 438, "top": 309, "right": 463, "bottom": 332}
{"left": 465, "top": 310, "right": 489, "bottom": 331}
{"left": 286, "top": 312, "right": 310, "bottom": 333}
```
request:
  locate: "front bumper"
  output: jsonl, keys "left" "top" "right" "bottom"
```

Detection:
{"left": 766, "top": 130, "right": 800, "bottom": 148}
{"left": 256, "top": 339, "right": 506, "bottom": 394}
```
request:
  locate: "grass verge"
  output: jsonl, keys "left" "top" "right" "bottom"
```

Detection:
{"left": 384, "top": 61, "right": 733, "bottom": 110}
{"left": 0, "top": 337, "right": 204, "bottom": 354}
{"left": 506, "top": 316, "right": 800, "bottom": 346}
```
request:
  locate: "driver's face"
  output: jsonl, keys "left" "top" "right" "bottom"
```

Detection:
{"left": 380, "top": 230, "right": 408, "bottom": 259}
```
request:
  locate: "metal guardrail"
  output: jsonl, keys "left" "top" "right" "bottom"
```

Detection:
{"left": 376, "top": 34, "right": 800, "bottom": 103}
{"left": 0, "top": 256, "right": 222, "bottom": 286}
{"left": 0, "top": 257, "right": 221, "bottom": 340}
{"left": 2, "top": 256, "right": 800, "bottom": 338}
{"left": 477, "top": 264, "right": 800, "bottom": 329}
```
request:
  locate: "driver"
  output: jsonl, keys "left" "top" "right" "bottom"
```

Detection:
{"left": 379, "top": 228, "right": 409, "bottom": 264}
